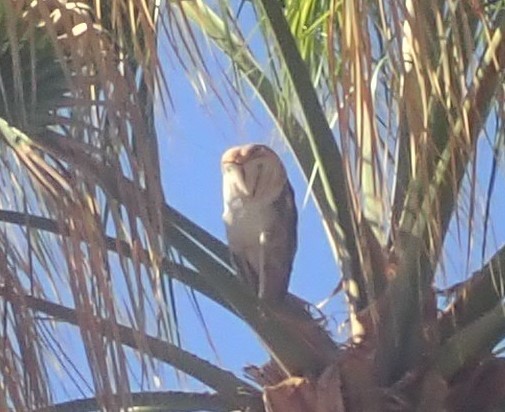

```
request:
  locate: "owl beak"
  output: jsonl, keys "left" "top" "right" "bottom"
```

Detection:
{"left": 250, "top": 164, "right": 263, "bottom": 197}
{"left": 225, "top": 163, "right": 250, "bottom": 196}
{"left": 237, "top": 167, "right": 251, "bottom": 196}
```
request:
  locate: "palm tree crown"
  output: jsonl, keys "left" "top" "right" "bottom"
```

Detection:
{"left": 1, "top": 1, "right": 505, "bottom": 411}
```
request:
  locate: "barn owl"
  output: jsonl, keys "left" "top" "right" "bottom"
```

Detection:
{"left": 221, "top": 144, "right": 297, "bottom": 303}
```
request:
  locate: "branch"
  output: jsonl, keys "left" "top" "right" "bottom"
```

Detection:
{"left": 435, "top": 301, "right": 505, "bottom": 380}
{"left": 0, "top": 209, "right": 235, "bottom": 314}
{"left": 35, "top": 391, "right": 242, "bottom": 412}
{"left": 438, "top": 243, "right": 505, "bottom": 343}
{"left": 0, "top": 287, "right": 262, "bottom": 410}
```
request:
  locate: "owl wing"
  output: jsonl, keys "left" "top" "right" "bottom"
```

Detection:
{"left": 258, "top": 181, "right": 298, "bottom": 302}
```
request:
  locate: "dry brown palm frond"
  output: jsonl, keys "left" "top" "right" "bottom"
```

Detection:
{"left": 0, "top": 1, "right": 181, "bottom": 409}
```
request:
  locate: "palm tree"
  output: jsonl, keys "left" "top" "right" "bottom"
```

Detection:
{"left": 1, "top": 0, "right": 505, "bottom": 410}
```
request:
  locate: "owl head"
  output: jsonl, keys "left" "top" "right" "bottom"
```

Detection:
{"left": 221, "top": 144, "right": 288, "bottom": 206}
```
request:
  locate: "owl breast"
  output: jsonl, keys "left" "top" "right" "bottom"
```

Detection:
{"left": 223, "top": 194, "right": 273, "bottom": 259}
{"left": 223, "top": 182, "right": 297, "bottom": 301}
